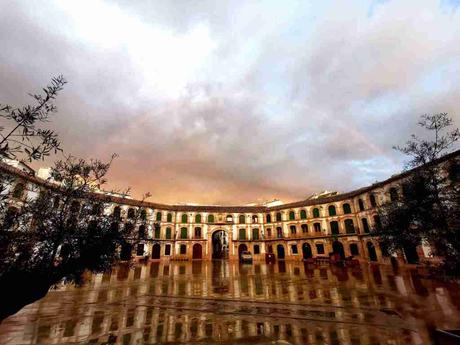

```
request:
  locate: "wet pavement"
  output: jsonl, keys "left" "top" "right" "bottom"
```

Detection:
{"left": 0, "top": 261, "right": 459, "bottom": 344}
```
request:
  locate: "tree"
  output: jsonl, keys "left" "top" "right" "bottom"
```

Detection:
{"left": 0, "top": 154, "right": 142, "bottom": 320}
{"left": 0, "top": 77, "right": 147, "bottom": 320}
{"left": 377, "top": 113, "right": 460, "bottom": 274}
{"left": 0, "top": 75, "right": 65, "bottom": 162}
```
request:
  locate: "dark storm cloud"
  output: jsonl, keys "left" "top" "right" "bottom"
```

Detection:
{"left": 0, "top": 0, "right": 459, "bottom": 204}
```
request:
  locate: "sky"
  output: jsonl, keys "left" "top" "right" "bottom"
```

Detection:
{"left": 1, "top": 0, "right": 460, "bottom": 205}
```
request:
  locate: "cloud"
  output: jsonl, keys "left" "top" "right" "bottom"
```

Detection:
{"left": 0, "top": 0, "right": 459, "bottom": 204}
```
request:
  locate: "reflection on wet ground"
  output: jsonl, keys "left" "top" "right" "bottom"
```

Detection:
{"left": 1, "top": 261, "right": 460, "bottom": 344}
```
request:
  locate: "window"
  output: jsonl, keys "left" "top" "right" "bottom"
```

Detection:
{"left": 301, "top": 224, "right": 308, "bottom": 233}
{"left": 276, "top": 212, "right": 282, "bottom": 222}
{"left": 358, "top": 199, "right": 365, "bottom": 211}
{"left": 266, "top": 214, "right": 271, "bottom": 223}
{"left": 373, "top": 215, "right": 382, "bottom": 229}
{"left": 136, "top": 244, "right": 144, "bottom": 256}
{"left": 127, "top": 208, "right": 136, "bottom": 219}
{"left": 181, "top": 214, "right": 188, "bottom": 223}
{"left": 350, "top": 243, "right": 359, "bottom": 256}
{"left": 252, "top": 228, "right": 259, "bottom": 240}
{"left": 226, "top": 215, "right": 233, "bottom": 222}
{"left": 180, "top": 244, "right": 187, "bottom": 255}
{"left": 328, "top": 205, "right": 336, "bottom": 216}
{"left": 113, "top": 206, "right": 121, "bottom": 219}
{"left": 254, "top": 244, "right": 260, "bottom": 255}
{"left": 290, "top": 225, "right": 297, "bottom": 235}
{"left": 154, "top": 225, "right": 160, "bottom": 238}
{"left": 180, "top": 227, "right": 187, "bottom": 239}
{"left": 12, "top": 183, "right": 25, "bottom": 199}
{"left": 300, "top": 210, "right": 307, "bottom": 219}
{"left": 156, "top": 212, "right": 162, "bottom": 221}
{"left": 239, "top": 215, "right": 245, "bottom": 224}
{"left": 316, "top": 243, "right": 325, "bottom": 255}
{"left": 195, "top": 214, "right": 202, "bottom": 223}
{"left": 167, "top": 213, "right": 172, "bottom": 222}
{"left": 276, "top": 227, "right": 283, "bottom": 238}
{"left": 165, "top": 244, "right": 171, "bottom": 256}
{"left": 330, "top": 221, "right": 339, "bottom": 235}
{"left": 266, "top": 228, "right": 272, "bottom": 237}
{"left": 344, "top": 219, "right": 355, "bottom": 234}
{"left": 291, "top": 245, "right": 298, "bottom": 254}
{"left": 370, "top": 194, "right": 377, "bottom": 208}
{"left": 289, "top": 211, "right": 295, "bottom": 220}
{"left": 342, "top": 203, "right": 352, "bottom": 214}
{"left": 239, "top": 228, "right": 246, "bottom": 240}
{"left": 194, "top": 227, "right": 201, "bottom": 238}
{"left": 138, "top": 225, "right": 146, "bottom": 239}
{"left": 389, "top": 188, "right": 399, "bottom": 202}
{"left": 208, "top": 214, "right": 214, "bottom": 223}
{"left": 165, "top": 227, "right": 172, "bottom": 239}
{"left": 252, "top": 215, "right": 258, "bottom": 223}
{"left": 362, "top": 218, "right": 370, "bottom": 233}
{"left": 140, "top": 209, "right": 147, "bottom": 221}
{"left": 313, "top": 208, "right": 320, "bottom": 218}
{"left": 313, "top": 222, "right": 321, "bottom": 232}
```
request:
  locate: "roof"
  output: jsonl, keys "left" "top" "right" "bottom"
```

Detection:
{"left": 1, "top": 149, "right": 458, "bottom": 213}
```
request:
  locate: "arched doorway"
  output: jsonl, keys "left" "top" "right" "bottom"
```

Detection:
{"left": 367, "top": 242, "right": 378, "bottom": 262}
{"left": 332, "top": 241, "right": 345, "bottom": 260}
{"left": 212, "top": 230, "right": 229, "bottom": 259}
{"left": 302, "top": 243, "right": 312, "bottom": 260}
{"left": 403, "top": 244, "right": 419, "bottom": 264}
{"left": 238, "top": 244, "right": 248, "bottom": 259}
{"left": 120, "top": 244, "right": 132, "bottom": 261}
{"left": 151, "top": 243, "right": 161, "bottom": 260}
{"left": 136, "top": 243, "right": 144, "bottom": 256}
{"left": 193, "top": 243, "right": 203, "bottom": 260}
{"left": 277, "top": 244, "right": 285, "bottom": 260}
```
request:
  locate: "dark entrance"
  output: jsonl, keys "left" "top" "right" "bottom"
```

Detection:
{"left": 120, "top": 244, "right": 132, "bottom": 261}
{"left": 136, "top": 243, "right": 144, "bottom": 256}
{"left": 238, "top": 244, "right": 248, "bottom": 259}
{"left": 302, "top": 243, "right": 313, "bottom": 260}
{"left": 403, "top": 244, "right": 419, "bottom": 264}
{"left": 332, "top": 241, "right": 345, "bottom": 260}
{"left": 367, "top": 242, "right": 378, "bottom": 262}
{"left": 151, "top": 243, "right": 161, "bottom": 260}
{"left": 192, "top": 243, "right": 203, "bottom": 260}
{"left": 277, "top": 244, "right": 285, "bottom": 260}
{"left": 212, "top": 230, "right": 229, "bottom": 259}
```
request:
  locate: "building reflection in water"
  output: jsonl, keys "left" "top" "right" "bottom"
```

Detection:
{"left": 1, "top": 261, "right": 460, "bottom": 344}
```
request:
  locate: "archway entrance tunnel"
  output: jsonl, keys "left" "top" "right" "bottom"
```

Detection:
{"left": 212, "top": 230, "right": 229, "bottom": 259}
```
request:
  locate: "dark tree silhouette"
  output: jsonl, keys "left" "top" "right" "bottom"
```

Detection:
{"left": 0, "top": 77, "right": 145, "bottom": 321}
{"left": 0, "top": 75, "right": 65, "bottom": 161}
{"left": 377, "top": 113, "right": 460, "bottom": 274}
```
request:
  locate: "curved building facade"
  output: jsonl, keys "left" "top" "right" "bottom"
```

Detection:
{"left": 2, "top": 150, "right": 459, "bottom": 265}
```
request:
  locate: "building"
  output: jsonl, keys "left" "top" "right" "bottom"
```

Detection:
{"left": 1, "top": 150, "right": 459, "bottom": 265}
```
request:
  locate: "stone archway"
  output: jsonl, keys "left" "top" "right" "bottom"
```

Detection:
{"left": 302, "top": 243, "right": 312, "bottom": 260}
{"left": 193, "top": 243, "right": 203, "bottom": 260}
{"left": 151, "top": 243, "right": 161, "bottom": 260}
{"left": 120, "top": 243, "right": 132, "bottom": 261}
{"left": 367, "top": 242, "right": 378, "bottom": 262}
{"left": 238, "top": 244, "right": 248, "bottom": 259}
{"left": 212, "top": 230, "right": 229, "bottom": 259}
{"left": 277, "top": 244, "right": 285, "bottom": 260}
{"left": 332, "top": 241, "right": 345, "bottom": 260}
